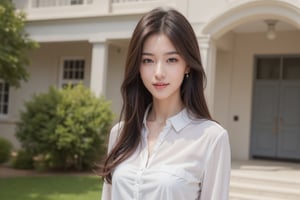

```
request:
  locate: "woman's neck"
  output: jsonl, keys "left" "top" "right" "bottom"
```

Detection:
{"left": 148, "top": 98, "right": 184, "bottom": 123}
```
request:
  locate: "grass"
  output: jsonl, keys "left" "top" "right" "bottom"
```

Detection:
{"left": 0, "top": 175, "right": 103, "bottom": 200}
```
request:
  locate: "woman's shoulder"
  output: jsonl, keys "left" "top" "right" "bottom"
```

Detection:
{"left": 107, "top": 121, "right": 124, "bottom": 151}
{"left": 110, "top": 121, "right": 124, "bottom": 135}
{"left": 190, "top": 118, "right": 228, "bottom": 139}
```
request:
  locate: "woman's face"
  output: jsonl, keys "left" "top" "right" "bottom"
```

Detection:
{"left": 139, "top": 33, "right": 189, "bottom": 101}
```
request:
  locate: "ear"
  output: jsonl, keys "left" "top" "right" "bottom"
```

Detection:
{"left": 185, "top": 66, "right": 190, "bottom": 74}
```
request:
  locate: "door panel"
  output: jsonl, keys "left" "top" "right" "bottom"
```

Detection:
{"left": 251, "top": 81, "right": 279, "bottom": 157}
{"left": 277, "top": 82, "right": 300, "bottom": 159}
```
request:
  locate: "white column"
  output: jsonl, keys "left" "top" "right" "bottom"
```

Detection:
{"left": 90, "top": 41, "right": 108, "bottom": 97}
{"left": 198, "top": 35, "right": 217, "bottom": 115}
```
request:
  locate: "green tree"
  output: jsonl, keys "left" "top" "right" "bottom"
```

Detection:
{"left": 0, "top": 0, "right": 38, "bottom": 87}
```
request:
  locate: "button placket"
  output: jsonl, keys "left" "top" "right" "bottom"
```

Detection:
{"left": 150, "top": 122, "right": 171, "bottom": 159}
{"left": 133, "top": 122, "right": 171, "bottom": 199}
{"left": 134, "top": 128, "right": 148, "bottom": 200}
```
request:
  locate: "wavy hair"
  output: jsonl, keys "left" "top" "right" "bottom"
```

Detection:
{"left": 101, "top": 7, "right": 212, "bottom": 183}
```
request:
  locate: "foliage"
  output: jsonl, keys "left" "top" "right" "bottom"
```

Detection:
{"left": 11, "top": 149, "right": 34, "bottom": 169}
{"left": 16, "top": 84, "right": 114, "bottom": 171}
{"left": 0, "top": 0, "right": 38, "bottom": 87}
{"left": 0, "top": 136, "right": 12, "bottom": 163}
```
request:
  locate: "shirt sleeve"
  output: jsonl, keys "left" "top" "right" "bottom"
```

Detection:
{"left": 101, "top": 123, "right": 122, "bottom": 200}
{"left": 200, "top": 130, "right": 231, "bottom": 200}
{"left": 101, "top": 182, "right": 112, "bottom": 200}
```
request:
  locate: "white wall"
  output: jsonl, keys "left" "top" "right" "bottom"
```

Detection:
{"left": 14, "top": 42, "right": 92, "bottom": 113}
{"left": 0, "top": 42, "right": 92, "bottom": 148}
{"left": 214, "top": 30, "right": 300, "bottom": 160}
{"left": 214, "top": 50, "right": 233, "bottom": 129}
{"left": 106, "top": 44, "right": 127, "bottom": 121}
{"left": 188, "top": 0, "right": 227, "bottom": 23}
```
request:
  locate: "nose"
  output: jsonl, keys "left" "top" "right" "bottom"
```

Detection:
{"left": 154, "top": 61, "right": 165, "bottom": 80}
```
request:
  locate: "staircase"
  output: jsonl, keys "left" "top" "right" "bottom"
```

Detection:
{"left": 230, "top": 160, "right": 300, "bottom": 200}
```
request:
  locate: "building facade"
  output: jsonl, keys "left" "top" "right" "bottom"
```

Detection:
{"left": 1, "top": 0, "right": 300, "bottom": 161}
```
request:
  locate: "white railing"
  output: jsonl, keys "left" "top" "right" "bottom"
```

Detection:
{"left": 13, "top": 0, "right": 166, "bottom": 20}
{"left": 31, "top": 0, "right": 93, "bottom": 8}
{"left": 110, "top": 0, "right": 163, "bottom": 13}
{"left": 112, "top": 0, "right": 156, "bottom": 2}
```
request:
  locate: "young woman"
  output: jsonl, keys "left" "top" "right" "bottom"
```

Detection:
{"left": 100, "top": 7, "right": 231, "bottom": 200}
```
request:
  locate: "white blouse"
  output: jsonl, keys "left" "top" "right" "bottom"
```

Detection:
{"left": 101, "top": 108, "right": 231, "bottom": 200}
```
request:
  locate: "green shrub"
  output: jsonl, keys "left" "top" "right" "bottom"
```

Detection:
{"left": 16, "top": 84, "right": 114, "bottom": 171}
{"left": 11, "top": 149, "right": 34, "bottom": 169}
{"left": 0, "top": 137, "right": 12, "bottom": 164}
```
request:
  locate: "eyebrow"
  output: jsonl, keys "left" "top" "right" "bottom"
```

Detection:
{"left": 142, "top": 51, "right": 179, "bottom": 56}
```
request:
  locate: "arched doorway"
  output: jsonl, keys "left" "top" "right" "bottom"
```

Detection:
{"left": 202, "top": 0, "right": 300, "bottom": 160}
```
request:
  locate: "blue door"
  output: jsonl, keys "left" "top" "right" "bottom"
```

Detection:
{"left": 251, "top": 56, "right": 300, "bottom": 160}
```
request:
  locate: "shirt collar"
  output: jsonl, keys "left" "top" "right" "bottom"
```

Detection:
{"left": 143, "top": 104, "right": 192, "bottom": 133}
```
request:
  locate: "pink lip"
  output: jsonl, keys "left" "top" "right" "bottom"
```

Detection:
{"left": 153, "top": 83, "right": 169, "bottom": 89}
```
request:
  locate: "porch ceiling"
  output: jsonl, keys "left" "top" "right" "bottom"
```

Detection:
{"left": 233, "top": 20, "right": 297, "bottom": 33}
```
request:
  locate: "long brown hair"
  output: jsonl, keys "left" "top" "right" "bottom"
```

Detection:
{"left": 101, "top": 7, "right": 212, "bottom": 183}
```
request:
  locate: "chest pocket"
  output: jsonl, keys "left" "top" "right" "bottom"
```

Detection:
{"left": 158, "top": 165, "right": 199, "bottom": 184}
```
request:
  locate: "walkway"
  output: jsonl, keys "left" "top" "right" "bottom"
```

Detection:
{"left": 0, "top": 165, "right": 96, "bottom": 178}
{"left": 231, "top": 159, "right": 300, "bottom": 200}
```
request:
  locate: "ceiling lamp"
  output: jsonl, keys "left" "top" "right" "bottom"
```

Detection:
{"left": 265, "top": 20, "right": 278, "bottom": 40}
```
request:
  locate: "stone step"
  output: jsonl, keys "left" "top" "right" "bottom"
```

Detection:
{"left": 230, "top": 160, "right": 300, "bottom": 200}
{"left": 230, "top": 192, "right": 287, "bottom": 200}
{"left": 230, "top": 181, "right": 300, "bottom": 200}
{"left": 231, "top": 171, "right": 300, "bottom": 190}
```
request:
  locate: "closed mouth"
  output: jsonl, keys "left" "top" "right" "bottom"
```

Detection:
{"left": 153, "top": 83, "right": 169, "bottom": 86}
{"left": 153, "top": 83, "right": 169, "bottom": 89}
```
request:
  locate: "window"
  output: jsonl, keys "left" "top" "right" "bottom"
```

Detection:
{"left": 256, "top": 56, "right": 300, "bottom": 80}
{"left": 256, "top": 57, "right": 280, "bottom": 80}
{"left": 283, "top": 57, "right": 300, "bottom": 80}
{"left": 71, "top": 0, "right": 83, "bottom": 5}
{"left": 0, "top": 80, "right": 10, "bottom": 115}
{"left": 60, "top": 58, "right": 85, "bottom": 88}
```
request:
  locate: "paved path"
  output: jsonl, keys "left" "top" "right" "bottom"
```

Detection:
{"left": 0, "top": 165, "right": 97, "bottom": 178}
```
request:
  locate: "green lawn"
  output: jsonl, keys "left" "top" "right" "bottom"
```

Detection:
{"left": 0, "top": 176, "right": 103, "bottom": 200}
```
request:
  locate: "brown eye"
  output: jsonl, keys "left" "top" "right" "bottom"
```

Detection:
{"left": 167, "top": 58, "right": 178, "bottom": 63}
{"left": 142, "top": 58, "right": 153, "bottom": 64}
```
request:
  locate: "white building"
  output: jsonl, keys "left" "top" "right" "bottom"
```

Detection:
{"left": 1, "top": 0, "right": 300, "bottom": 161}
